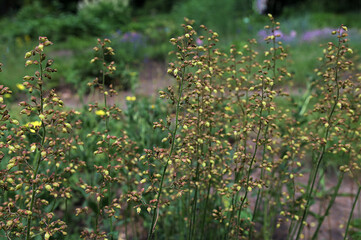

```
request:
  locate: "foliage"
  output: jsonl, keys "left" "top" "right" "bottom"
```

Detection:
{"left": 1, "top": 16, "right": 361, "bottom": 240}
{"left": 172, "top": 0, "right": 256, "bottom": 37}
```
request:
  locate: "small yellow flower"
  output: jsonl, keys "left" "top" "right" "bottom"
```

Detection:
{"left": 224, "top": 106, "right": 234, "bottom": 112}
{"left": 16, "top": 83, "right": 25, "bottom": 90}
{"left": 126, "top": 96, "right": 136, "bottom": 101}
{"left": 151, "top": 104, "right": 155, "bottom": 109}
{"left": 25, "top": 121, "right": 42, "bottom": 133}
{"left": 26, "top": 121, "right": 42, "bottom": 128}
{"left": 95, "top": 110, "right": 106, "bottom": 116}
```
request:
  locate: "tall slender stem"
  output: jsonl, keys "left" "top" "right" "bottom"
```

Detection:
{"left": 312, "top": 173, "right": 344, "bottom": 239}
{"left": 26, "top": 50, "right": 46, "bottom": 240}
{"left": 295, "top": 34, "right": 341, "bottom": 240}
{"left": 148, "top": 67, "right": 185, "bottom": 239}
{"left": 344, "top": 186, "right": 361, "bottom": 240}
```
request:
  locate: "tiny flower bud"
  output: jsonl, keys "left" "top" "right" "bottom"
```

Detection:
{"left": 30, "top": 144, "right": 37, "bottom": 152}
{"left": 25, "top": 51, "right": 32, "bottom": 58}
{"left": 38, "top": 44, "right": 44, "bottom": 51}
{"left": 45, "top": 232, "right": 50, "bottom": 240}
{"left": 44, "top": 40, "right": 53, "bottom": 46}
{"left": 45, "top": 184, "right": 52, "bottom": 191}
{"left": 25, "top": 60, "right": 33, "bottom": 66}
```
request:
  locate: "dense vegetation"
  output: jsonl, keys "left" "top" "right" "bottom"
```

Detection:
{"left": 1, "top": 1, "right": 361, "bottom": 239}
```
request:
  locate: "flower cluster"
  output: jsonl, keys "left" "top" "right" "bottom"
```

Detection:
{"left": 1, "top": 18, "right": 361, "bottom": 240}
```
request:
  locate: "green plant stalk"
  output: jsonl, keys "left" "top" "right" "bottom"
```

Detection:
{"left": 250, "top": 28, "right": 278, "bottom": 237}
{"left": 25, "top": 149, "right": 41, "bottom": 240}
{"left": 286, "top": 162, "right": 298, "bottom": 240}
{"left": 95, "top": 198, "right": 100, "bottom": 236}
{"left": 148, "top": 67, "right": 185, "bottom": 239}
{"left": 100, "top": 45, "right": 114, "bottom": 239}
{"left": 26, "top": 57, "right": 46, "bottom": 240}
{"left": 189, "top": 91, "right": 203, "bottom": 240}
{"left": 344, "top": 186, "right": 361, "bottom": 240}
{"left": 253, "top": 27, "right": 278, "bottom": 238}
{"left": 236, "top": 39, "right": 271, "bottom": 223}
{"left": 200, "top": 135, "right": 213, "bottom": 240}
{"left": 263, "top": 196, "right": 270, "bottom": 240}
{"left": 200, "top": 50, "right": 214, "bottom": 239}
{"left": 229, "top": 48, "right": 253, "bottom": 236}
{"left": 4, "top": 229, "right": 11, "bottom": 240}
{"left": 189, "top": 161, "right": 200, "bottom": 240}
{"left": 313, "top": 123, "right": 355, "bottom": 239}
{"left": 312, "top": 93, "right": 356, "bottom": 239}
{"left": 295, "top": 125, "right": 329, "bottom": 240}
{"left": 236, "top": 76, "right": 265, "bottom": 226}
{"left": 250, "top": 168, "right": 264, "bottom": 240}
{"left": 64, "top": 145, "right": 72, "bottom": 227}
{"left": 252, "top": 113, "right": 272, "bottom": 238}
{"left": 312, "top": 172, "right": 344, "bottom": 239}
{"left": 26, "top": 53, "right": 46, "bottom": 240}
{"left": 200, "top": 168, "right": 212, "bottom": 240}
{"left": 290, "top": 151, "right": 319, "bottom": 235}
{"left": 295, "top": 41, "right": 341, "bottom": 240}
{"left": 224, "top": 55, "right": 243, "bottom": 237}
{"left": 252, "top": 174, "right": 262, "bottom": 221}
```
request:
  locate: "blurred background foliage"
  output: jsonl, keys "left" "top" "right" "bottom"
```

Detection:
{"left": 0, "top": 1, "right": 360, "bottom": 238}
{"left": 0, "top": 0, "right": 360, "bottom": 95}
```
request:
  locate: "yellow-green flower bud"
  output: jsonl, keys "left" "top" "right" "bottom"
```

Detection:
{"left": 45, "top": 184, "right": 52, "bottom": 191}
{"left": 25, "top": 51, "right": 32, "bottom": 58}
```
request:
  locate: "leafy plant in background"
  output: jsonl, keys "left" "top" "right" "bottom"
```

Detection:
{"left": 1, "top": 15, "right": 361, "bottom": 240}
{"left": 173, "top": 0, "right": 253, "bottom": 37}
{"left": 77, "top": 0, "right": 131, "bottom": 36}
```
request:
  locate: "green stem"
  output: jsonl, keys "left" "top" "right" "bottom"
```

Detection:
{"left": 26, "top": 51, "right": 46, "bottom": 240}
{"left": 312, "top": 172, "right": 344, "bottom": 239}
{"left": 200, "top": 174, "right": 212, "bottom": 240}
{"left": 189, "top": 161, "right": 200, "bottom": 240}
{"left": 236, "top": 75, "right": 266, "bottom": 226}
{"left": 95, "top": 199, "right": 99, "bottom": 236}
{"left": 250, "top": 168, "right": 264, "bottom": 239}
{"left": 148, "top": 67, "right": 185, "bottom": 239}
{"left": 344, "top": 186, "right": 361, "bottom": 240}
{"left": 100, "top": 44, "right": 114, "bottom": 239}
{"left": 25, "top": 150, "right": 41, "bottom": 240}
{"left": 295, "top": 36, "right": 341, "bottom": 240}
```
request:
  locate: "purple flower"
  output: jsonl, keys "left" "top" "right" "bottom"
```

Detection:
{"left": 258, "top": 29, "right": 297, "bottom": 42}
{"left": 258, "top": 29, "right": 285, "bottom": 40}
{"left": 196, "top": 38, "right": 203, "bottom": 46}
{"left": 302, "top": 28, "right": 335, "bottom": 42}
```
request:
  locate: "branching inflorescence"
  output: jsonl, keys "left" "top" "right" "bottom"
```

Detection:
{"left": 0, "top": 16, "right": 360, "bottom": 240}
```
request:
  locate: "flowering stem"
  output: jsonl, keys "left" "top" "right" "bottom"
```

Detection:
{"left": 344, "top": 186, "right": 361, "bottom": 240}
{"left": 26, "top": 150, "right": 41, "bottom": 240}
{"left": 295, "top": 37, "right": 341, "bottom": 240}
{"left": 200, "top": 50, "right": 213, "bottom": 239}
{"left": 312, "top": 172, "right": 344, "bottom": 239}
{"left": 100, "top": 44, "right": 114, "bottom": 239}
{"left": 237, "top": 75, "right": 266, "bottom": 226}
{"left": 148, "top": 67, "right": 185, "bottom": 239}
{"left": 26, "top": 52, "right": 46, "bottom": 240}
